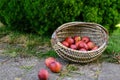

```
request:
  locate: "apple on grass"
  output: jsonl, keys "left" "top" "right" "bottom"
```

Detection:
{"left": 49, "top": 61, "right": 62, "bottom": 73}
{"left": 45, "top": 57, "right": 56, "bottom": 68}
{"left": 38, "top": 69, "right": 49, "bottom": 80}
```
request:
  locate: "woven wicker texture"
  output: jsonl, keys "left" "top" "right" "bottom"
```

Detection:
{"left": 51, "top": 22, "right": 108, "bottom": 63}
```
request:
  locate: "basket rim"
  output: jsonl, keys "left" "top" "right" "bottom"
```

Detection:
{"left": 52, "top": 21, "right": 109, "bottom": 42}
{"left": 55, "top": 21, "right": 109, "bottom": 35}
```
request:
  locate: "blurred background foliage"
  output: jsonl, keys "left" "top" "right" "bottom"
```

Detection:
{"left": 0, "top": 0, "right": 120, "bottom": 36}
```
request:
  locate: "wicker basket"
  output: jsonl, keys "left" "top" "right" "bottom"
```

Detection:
{"left": 51, "top": 22, "right": 109, "bottom": 63}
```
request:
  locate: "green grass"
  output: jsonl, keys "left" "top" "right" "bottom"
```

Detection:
{"left": 20, "top": 65, "right": 33, "bottom": 71}
{"left": 3, "top": 33, "right": 57, "bottom": 58}
{"left": 34, "top": 50, "right": 58, "bottom": 58}
{"left": 0, "top": 26, "right": 58, "bottom": 59}
{"left": 101, "top": 28, "right": 120, "bottom": 63}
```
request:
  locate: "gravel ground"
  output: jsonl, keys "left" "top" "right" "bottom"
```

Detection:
{"left": 0, "top": 53, "right": 120, "bottom": 80}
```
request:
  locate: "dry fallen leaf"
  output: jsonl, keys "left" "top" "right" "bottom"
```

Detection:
{"left": 15, "top": 78, "right": 21, "bottom": 80}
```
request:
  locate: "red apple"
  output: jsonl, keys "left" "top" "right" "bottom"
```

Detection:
{"left": 78, "top": 41, "right": 85, "bottom": 48}
{"left": 74, "top": 36, "right": 81, "bottom": 43}
{"left": 38, "top": 69, "right": 49, "bottom": 80}
{"left": 92, "top": 46, "right": 98, "bottom": 50}
{"left": 49, "top": 61, "right": 62, "bottom": 73}
{"left": 87, "top": 41, "right": 95, "bottom": 50}
{"left": 70, "top": 44, "right": 77, "bottom": 50}
{"left": 79, "top": 48, "right": 87, "bottom": 51}
{"left": 75, "top": 41, "right": 83, "bottom": 48}
{"left": 61, "top": 41, "right": 69, "bottom": 47}
{"left": 45, "top": 57, "right": 56, "bottom": 68}
{"left": 82, "top": 36, "right": 90, "bottom": 43}
{"left": 65, "top": 37, "right": 74, "bottom": 45}
{"left": 83, "top": 43, "right": 89, "bottom": 50}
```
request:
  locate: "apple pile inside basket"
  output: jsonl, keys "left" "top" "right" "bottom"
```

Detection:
{"left": 61, "top": 36, "right": 98, "bottom": 51}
